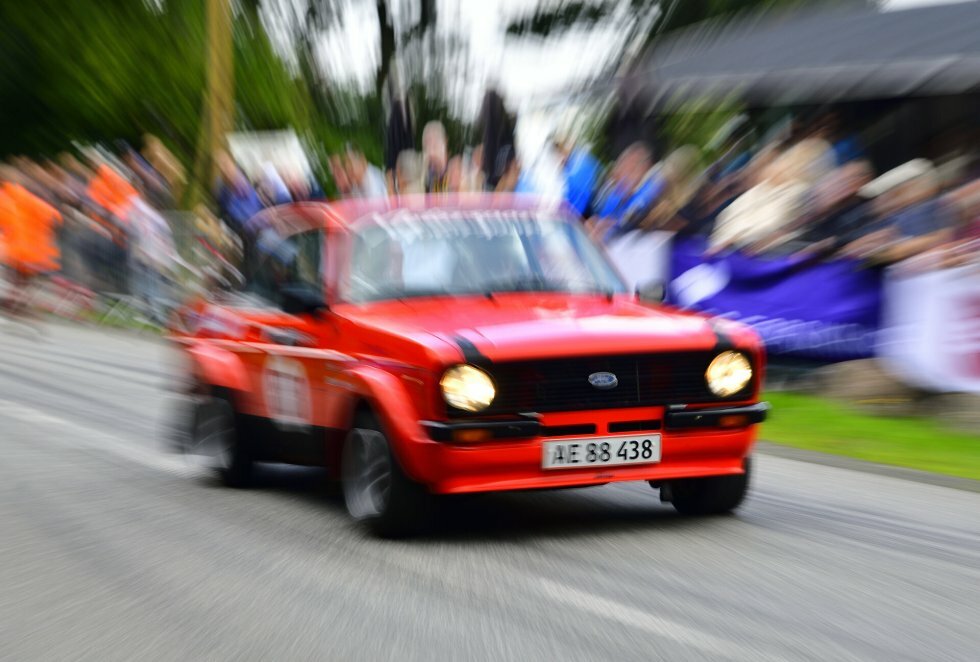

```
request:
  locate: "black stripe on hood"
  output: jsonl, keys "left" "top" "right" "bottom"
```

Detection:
{"left": 708, "top": 319, "right": 736, "bottom": 352}
{"left": 452, "top": 335, "right": 491, "bottom": 366}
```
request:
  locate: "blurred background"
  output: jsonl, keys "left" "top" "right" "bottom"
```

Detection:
{"left": 0, "top": 1, "right": 979, "bottom": 660}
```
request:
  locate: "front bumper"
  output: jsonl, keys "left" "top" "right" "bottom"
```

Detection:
{"left": 408, "top": 403, "right": 768, "bottom": 495}
{"left": 664, "top": 402, "right": 769, "bottom": 429}
{"left": 421, "top": 402, "right": 770, "bottom": 440}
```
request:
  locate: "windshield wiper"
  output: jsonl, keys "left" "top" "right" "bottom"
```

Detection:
{"left": 482, "top": 276, "right": 564, "bottom": 296}
{"left": 357, "top": 286, "right": 455, "bottom": 303}
{"left": 481, "top": 277, "right": 617, "bottom": 302}
{"left": 359, "top": 281, "right": 616, "bottom": 302}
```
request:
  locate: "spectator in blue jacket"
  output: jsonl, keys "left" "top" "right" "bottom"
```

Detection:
{"left": 587, "top": 142, "right": 664, "bottom": 243}
{"left": 554, "top": 137, "right": 601, "bottom": 217}
{"left": 214, "top": 152, "right": 264, "bottom": 277}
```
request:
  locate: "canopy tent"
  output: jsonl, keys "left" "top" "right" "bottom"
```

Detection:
{"left": 625, "top": 3, "right": 980, "bottom": 110}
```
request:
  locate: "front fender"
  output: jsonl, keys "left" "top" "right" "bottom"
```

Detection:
{"left": 342, "top": 365, "right": 435, "bottom": 484}
{"left": 185, "top": 342, "right": 250, "bottom": 395}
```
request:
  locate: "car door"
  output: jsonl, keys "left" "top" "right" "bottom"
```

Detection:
{"left": 241, "top": 226, "right": 334, "bottom": 465}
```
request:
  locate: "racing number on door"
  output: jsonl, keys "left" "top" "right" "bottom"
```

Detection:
{"left": 262, "top": 355, "right": 312, "bottom": 427}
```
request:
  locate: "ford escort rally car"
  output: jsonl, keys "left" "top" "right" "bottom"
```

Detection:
{"left": 172, "top": 196, "right": 768, "bottom": 536}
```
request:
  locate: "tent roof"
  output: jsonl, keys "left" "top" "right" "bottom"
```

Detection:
{"left": 628, "top": 3, "right": 980, "bottom": 109}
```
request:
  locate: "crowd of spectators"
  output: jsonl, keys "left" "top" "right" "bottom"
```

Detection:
{"left": 5, "top": 100, "right": 977, "bottom": 334}
{"left": 0, "top": 137, "right": 189, "bottom": 327}
{"left": 574, "top": 112, "right": 979, "bottom": 273}
{"left": 0, "top": 103, "right": 522, "bottom": 331}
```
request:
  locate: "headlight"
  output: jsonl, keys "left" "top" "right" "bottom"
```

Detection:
{"left": 440, "top": 364, "right": 496, "bottom": 412}
{"left": 705, "top": 351, "right": 753, "bottom": 397}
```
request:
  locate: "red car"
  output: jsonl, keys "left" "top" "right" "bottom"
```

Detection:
{"left": 173, "top": 196, "right": 768, "bottom": 536}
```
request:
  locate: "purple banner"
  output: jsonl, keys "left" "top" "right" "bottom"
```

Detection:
{"left": 667, "top": 238, "right": 883, "bottom": 361}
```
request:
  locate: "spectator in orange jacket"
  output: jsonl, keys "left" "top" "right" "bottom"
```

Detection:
{"left": 0, "top": 167, "right": 63, "bottom": 276}
{"left": 0, "top": 166, "right": 63, "bottom": 322}
{"left": 88, "top": 162, "right": 138, "bottom": 223}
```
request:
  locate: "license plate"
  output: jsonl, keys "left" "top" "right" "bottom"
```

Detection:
{"left": 542, "top": 435, "right": 662, "bottom": 470}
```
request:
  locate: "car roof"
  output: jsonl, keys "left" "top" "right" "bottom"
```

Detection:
{"left": 252, "top": 194, "right": 570, "bottom": 236}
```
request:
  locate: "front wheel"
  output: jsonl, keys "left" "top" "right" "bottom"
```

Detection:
{"left": 189, "top": 392, "right": 254, "bottom": 488}
{"left": 658, "top": 457, "right": 751, "bottom": 516}
{"left": 342, "top": 412, "right": 434, "bottom": 538}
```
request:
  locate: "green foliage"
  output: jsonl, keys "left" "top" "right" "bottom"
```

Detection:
{"left": 660, "top": 95, "right": 745, "bottom": 163}
{"left": 0, "top": 0, "right": 477, "bottom": 203}
{"left": 234, "top": 14, "right": 311, "bottom": 134}
{"left": 0, "top": 0, "right": 207, "bottom": 160}
{"left": 0, "top": 0, "right": 378, "bottom": 204}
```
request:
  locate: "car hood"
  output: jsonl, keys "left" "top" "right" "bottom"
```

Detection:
{"left": 338, "top": 294, "right": 757, "bottom": 365}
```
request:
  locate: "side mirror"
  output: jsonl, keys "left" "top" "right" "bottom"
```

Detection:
{"left": 635, "top": 281, "right": 666, "bottom": 304}
{"left": 280, "top": 283, "right": 328, "bottom": 316}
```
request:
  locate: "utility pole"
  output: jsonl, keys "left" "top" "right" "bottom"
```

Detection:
{"left": 207, "top": 0, "right": 234, "bottom": 181}
{"left": 188, "top": 0, "right": 233, "bottom": 207}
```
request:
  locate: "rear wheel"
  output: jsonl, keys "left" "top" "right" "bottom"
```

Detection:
{"left": 190, "top": 391, "right": 254, "bottom": 488}
{"left": 342, "top": 411, "right": 434, "bottom": 537}
{"left": 659, "top": 457, "right": 751, "bottom": 516}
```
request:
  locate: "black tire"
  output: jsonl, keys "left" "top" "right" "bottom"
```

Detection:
{"left": 660, "top": 457, "right": 751, "bottom": 516}
{"left": 190, "top": 391, "right": 254, "bottom": 488}
{"left": 342, "top": 411, "right": 434, "bottom": 538}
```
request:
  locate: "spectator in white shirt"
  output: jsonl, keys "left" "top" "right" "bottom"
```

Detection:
{"left": 346, "top": 148, "right": 388, "bottom": 199}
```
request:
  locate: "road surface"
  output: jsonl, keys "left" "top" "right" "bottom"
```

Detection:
{"left": 1, "top": 322, "right": 977, "bottom": 661}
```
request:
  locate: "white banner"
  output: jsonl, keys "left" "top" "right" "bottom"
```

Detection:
{"left": 605, "top": 230, "right": 674, "bottom": 294}
{"left": 227, "top": 130, "right": 313, "bottom": 183}
{"left": 877, "top": 264, "right": 980, "bottom": 393}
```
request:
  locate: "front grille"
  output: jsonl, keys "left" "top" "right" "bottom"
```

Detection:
{"left": 449, "top": 352, "right": 752, "bottom": 417}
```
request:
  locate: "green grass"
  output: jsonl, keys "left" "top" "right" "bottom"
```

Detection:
{"left": 762, "top": 392, "right": 980, "bottom": 481}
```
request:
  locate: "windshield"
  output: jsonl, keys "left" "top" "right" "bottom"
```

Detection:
{"left": 344, "top": 211, "right": 627, "bottom": 303}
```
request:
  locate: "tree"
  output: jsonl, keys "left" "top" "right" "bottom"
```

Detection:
{"left": 304, "top": 0, "right": 469, "bottom": 152}
{"left": 0, "top": 0, "right": 360, "bottom": 205}
{"left": 504, "top": 0, "right": 878, "bottom": 159}
{"left": 0, "top": 0, "right": 208, "bottom": 159}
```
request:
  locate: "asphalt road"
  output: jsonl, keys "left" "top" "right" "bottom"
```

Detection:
{"left": 1, "top": 321, "right": 978, "bottom": 661}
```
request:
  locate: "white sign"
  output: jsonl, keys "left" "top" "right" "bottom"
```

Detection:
{"left": 262, "top": 355, "right": 312, "bottom": 427}
{"left": 877, "top": 265, "right": 980, "bottom": 393}
{"left": 227, "top": 130, "right": 313, "bottom": 184}
{"left": 605, "top": 230, "right": 675, "bottom": 293}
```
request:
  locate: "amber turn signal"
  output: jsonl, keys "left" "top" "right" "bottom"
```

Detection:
{"left": 718, "top": 415, "right": 749, "bottom": 428}
{"left": 451, "top": 428, "right": 493, "bottom": 443}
